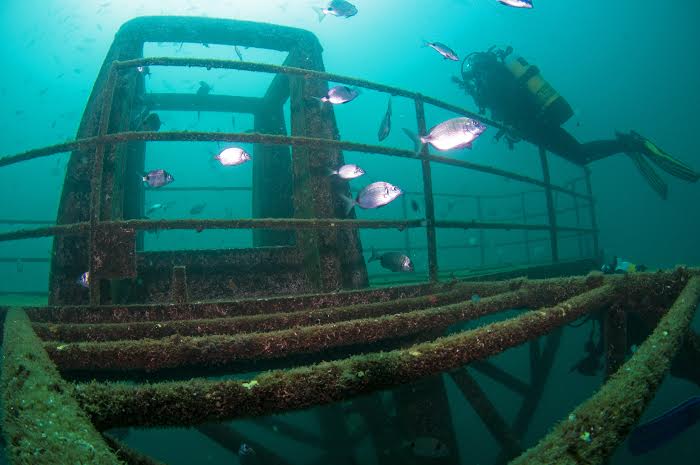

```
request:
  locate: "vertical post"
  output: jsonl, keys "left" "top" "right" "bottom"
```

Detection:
{"left": 476, "top": 196, "right": 486, "bottom": 267}
{"left": 252, "top": 104, "right": 294, "bottom": 247}
{"left": 570, "top": 181, "right": 584, "bottom": 257}
{"left": 170, "top": 265, "right": 189, "bottom": 303}
{"left": 583, "top": 166, "right": 600, "bottom": 262}
{"left": 88, "top": 65, "right": 119, "bottom": 305}
{"left": 401, "top": 195, "right": 412, "bottom": 258}
{"left": 414, "top": 97, "right": 438, "bottom": 282}
{"left": 520, "top": 192, "right": 530, "bottom": 263}
{"left": 539, "top": 146, "right": 559, "bottom": 263}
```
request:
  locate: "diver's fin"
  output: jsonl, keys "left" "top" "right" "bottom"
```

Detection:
{"left": 628, "top": 396, "right": 700, "bottom": 455}
{"left": 632, "top": 132, "right": 700, "bottom": 182}
{"left": 626, "top": 152, "right": 668, "bottom": 200}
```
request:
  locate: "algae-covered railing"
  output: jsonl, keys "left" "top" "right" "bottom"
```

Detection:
{"left": 2, "top": 268, "right": 699, "bottom": 465}
{"left": 0, "top": 36, "right": 598, "bottom": 306}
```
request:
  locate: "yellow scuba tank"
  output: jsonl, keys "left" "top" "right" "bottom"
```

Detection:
{"left": 506, "top": 55, "right": 573, "bottom": 126}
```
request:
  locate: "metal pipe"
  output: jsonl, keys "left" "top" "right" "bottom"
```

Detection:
{"left": 115, "top": 57, "right": 504, "bottom": 129}
{"left": 88, "top": 65, "right": 119, "bottom": 305}
{"left": 72, "top": 283, "right": 616, "bottom": 430}
{"left": 434, "top": 220, "right": 595, "bottom": 234}
{"left": 584, "top": 166, "right": 600, "bottom": 262}
{"left": 414, "top": 97, "right": 438, "bottom": 282}
{"left": 0, "top": 131, "right": 590, "bottom": 202}
{"left": 539, "top": 147, "right": 559, "bottom": 262}
{"left": 476, "top": 197, "right": 486, "bottom": 267}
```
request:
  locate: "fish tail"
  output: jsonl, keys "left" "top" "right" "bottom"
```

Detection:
{"left": 326, "top": 167, "right": 339, "bottom": 176}
{"left": 402, "top": 128, "right": 423, "bottom": 153}
{"left": 339, "top": 194, "right": 356, "bottom": 216}
{"left": 369, "top": 247, "right": 380, "bottom": 262}
{"left": 312, "top": 6, "right": 326, "bottom": 22}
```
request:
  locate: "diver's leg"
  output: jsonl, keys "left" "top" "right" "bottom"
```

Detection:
{"left": 579, "top": 140, "right": 625, "bottom": 163}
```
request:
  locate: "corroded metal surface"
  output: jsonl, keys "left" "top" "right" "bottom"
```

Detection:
{"left": 0, "top": 309, "right": 122, "bottom": 464}
{"left": 511, "top": 274, "right": 700, "bottom": 465}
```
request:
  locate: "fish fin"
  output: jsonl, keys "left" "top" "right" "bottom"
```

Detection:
{"left": 402, "top": 128, "right": 423, "bottom": 154}
{"left": 326, "top": 167, "right": 339, "bottom": 176}
{"left": 466, "top": 142, "right": 473, "bottom": 149}
{"left": 421, "top": 39, "right": 430, "bottom": 48}
{"left": 339, "top": 194, "right": 356, "bottom": 216}
{"left": 312, "top": 6, "right": 326, "bottom": 22}
{"left": 369, "top": 247, "right": 380, "bottom": 262}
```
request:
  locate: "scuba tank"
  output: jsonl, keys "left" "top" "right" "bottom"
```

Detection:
{"left": 505, "top": 55, "right": 573, "bottom": 127}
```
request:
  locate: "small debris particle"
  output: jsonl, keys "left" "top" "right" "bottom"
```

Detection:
{"left": 242, "top": 380, "right": 259, "bottom": 390}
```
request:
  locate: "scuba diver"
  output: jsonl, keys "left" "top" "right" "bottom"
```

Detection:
{"left": 453, "top": 46, "right": 699, "bottom": 199}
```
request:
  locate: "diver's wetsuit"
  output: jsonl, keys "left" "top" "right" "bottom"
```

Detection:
{"left": 459, "top": 49, "right": 634, "bottom": 165}
{"left": 458, "top": 47, "right": 699, "bottom": 196}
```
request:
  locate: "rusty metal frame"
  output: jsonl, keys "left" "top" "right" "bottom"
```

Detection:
{"left": 0, "top": 15, "right": 654, "bottom": 465}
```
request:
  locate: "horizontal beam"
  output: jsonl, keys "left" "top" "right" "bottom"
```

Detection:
{"left": 0, "top": 223, "right": 89, "bottom": 242}
{"left": 73, "top": 281, "right": 616, "bottom": 430}
{"left": 34, "top": 281, "right": 513, "bottom": 342}
{"left": 0, "top": 130, "right": 588, "bottom": 201}
{"left": 0, "top": 218, "right": 422, "bottom": 243}
{"left": 116, "top": 57, "right": 504, "bottom": 128}
{"left": 45, "top": 277, "right": 601, "bottom": 373}
{"left": 434, "top": 220, "right": 596, "bottom": 234}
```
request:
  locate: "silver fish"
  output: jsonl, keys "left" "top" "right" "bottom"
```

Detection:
{"left": 215, "top": 147, "right": 251, "bottom": 166}
{"left": 377, "top": 97, "right": 392, "bottom": 141}
{"left": 424, "top": 41, "right": 459, "bottom": 61}
{"left": 369, "top": 248, "right": 414, "bottom": 272}
{"left": 404, "top": 117, "right": 487, "bottom": 152}
{"left": 142, "top": 169, "right": 174, "bottom": 188}
{"left": 77, "top": 271, "right": 90, "bottom": 288}
{"left": 312, "top": 0, "right": 358, "bottom": 22}
{"left": 317, "top": 85, "right": 359, "bottom": 105}
{"left": 341, "top": 181, "right": 403, "bottom": 215}
{"left": 498, "top": 0, "right": 533, "bottom": 8}
{"left": 329, "top": 163, "right": 365, "bottom": 180}
{"left": 146, "top": 203, "right": 165, "bottom": 215}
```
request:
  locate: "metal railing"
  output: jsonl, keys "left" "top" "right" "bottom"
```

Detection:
{"left": 0, "top": 56, "right": 599, "bottom": 304}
